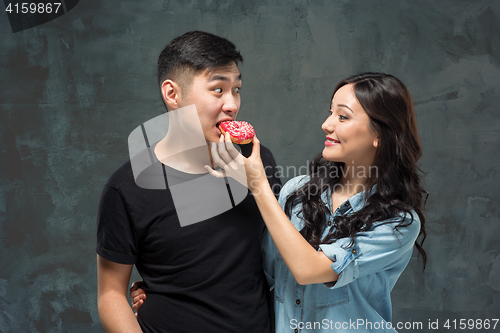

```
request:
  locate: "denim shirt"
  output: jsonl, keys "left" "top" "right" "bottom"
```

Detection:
{"left": 262, "top": 175, "right": 420, "bottom": 333}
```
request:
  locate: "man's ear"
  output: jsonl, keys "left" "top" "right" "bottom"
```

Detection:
{"left": 161, "top": 79, "right": 181, "bottom": 110}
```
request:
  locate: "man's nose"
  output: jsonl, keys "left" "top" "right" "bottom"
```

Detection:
{"left": 222, "top": 94, "right": 238, "bottom": 113}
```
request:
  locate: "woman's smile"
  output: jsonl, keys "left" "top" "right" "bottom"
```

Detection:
{"left": 325, "top": 136, "right": 340, "bottom": 146}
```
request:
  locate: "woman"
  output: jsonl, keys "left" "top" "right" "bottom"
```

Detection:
{"left": 133, "top": 72, "right": 427, "bottom": 332}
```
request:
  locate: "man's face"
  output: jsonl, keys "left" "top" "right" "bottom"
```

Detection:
{"left": 178, "top": 62, "right": 242, "bottom": 143}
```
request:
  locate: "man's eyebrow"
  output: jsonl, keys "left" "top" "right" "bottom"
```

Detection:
{"left": 337, "top": 104, "right": 354, "bottom": 114}
{"left": 207, "top": 73, "right": 242, "bottom": 82}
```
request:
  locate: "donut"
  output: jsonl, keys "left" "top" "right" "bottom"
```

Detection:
{"left": 218, "top": 121, "right": 255, "bottom": 144}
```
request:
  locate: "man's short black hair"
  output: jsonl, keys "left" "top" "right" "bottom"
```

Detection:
{"left": 158, "top": 31, "right": 243, "bottom": 90}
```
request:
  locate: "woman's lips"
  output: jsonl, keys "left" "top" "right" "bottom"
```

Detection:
{"left": 325, "top": 136, "right": 340, "bottom": 146}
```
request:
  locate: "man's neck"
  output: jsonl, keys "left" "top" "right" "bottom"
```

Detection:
{"left": 153, "top": 105, "right": 212, "bottom": 174}
{"left": 154, "top": 138, "right": 212, "bottom": 174}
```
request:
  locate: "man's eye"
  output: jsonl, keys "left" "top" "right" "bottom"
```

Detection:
{"left": 214, "top": 88, "right": 222, "bottom": 93}
{"left": 328, "top": 110, "right": 333, "bottom": 117}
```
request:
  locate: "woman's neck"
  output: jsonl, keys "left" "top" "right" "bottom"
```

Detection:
{"left": 335, "top": 162, "right": 374, "bottom": 198}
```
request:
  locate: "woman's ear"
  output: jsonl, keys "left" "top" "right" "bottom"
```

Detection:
{"left": 161, "top": 79, "right": 181, "bottom": 110}
{"left": 373, "top": 137, "right": 379, "bottom": 148}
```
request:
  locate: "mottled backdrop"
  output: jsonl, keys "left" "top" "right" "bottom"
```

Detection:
{"left": 1, "top": 0, "right": 499, "bottom": 332}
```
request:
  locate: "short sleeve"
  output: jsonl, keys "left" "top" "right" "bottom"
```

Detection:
{"left": 96, "top": 185, "right": 138, "bottom": 265}
{"left": 319, "top": 214, "right": 420, "bottom": 289}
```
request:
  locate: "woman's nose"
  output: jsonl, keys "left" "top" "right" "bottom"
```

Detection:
{"left": 322, "top": 115, "right": 335, "bottom": 133}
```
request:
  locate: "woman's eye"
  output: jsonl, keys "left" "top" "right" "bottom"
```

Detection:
{"left": 328, "top": 110, "right": 333, "bottom": 117}
{"left": 233, "top": 87, "right": 240, "bottom": 94}
{"left": 214, "top": 88, "right": 222, "bottom": 93}
{"left": 339, "top": 115, "right": 348, "bottom": 120}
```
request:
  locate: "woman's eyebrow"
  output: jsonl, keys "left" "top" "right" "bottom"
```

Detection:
{"left": 337, "top": 104, "right": 355, "bottom": 114}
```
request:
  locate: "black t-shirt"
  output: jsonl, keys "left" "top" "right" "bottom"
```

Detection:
{"left": 97, "top": 142, "right": 281, "bottom": 333}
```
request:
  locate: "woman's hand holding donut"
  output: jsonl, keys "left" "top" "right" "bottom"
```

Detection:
{"left": 205, "top": 132, "right": 269, "bottom": 195}
{"left": 242, "top": 134, "right": 269, "bottom": 194}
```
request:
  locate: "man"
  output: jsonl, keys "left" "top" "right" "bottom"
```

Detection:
{"left": 96, "top": 31, "right": 280, "bottom": 332}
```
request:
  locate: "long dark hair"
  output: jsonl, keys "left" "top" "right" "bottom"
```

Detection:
{"left": 285, "top": 72, "right": 427, "bottom": 268}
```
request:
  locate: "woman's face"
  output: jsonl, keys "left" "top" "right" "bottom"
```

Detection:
{"left": 321, "top": 84, "right": 378, "bottom": 167}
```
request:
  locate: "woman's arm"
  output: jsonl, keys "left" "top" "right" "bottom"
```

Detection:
{"left": 250, "top": 173, "right": 339, "bottom": 285}
{"left": 207, "top": 134, "right": 338, "bottom": 285}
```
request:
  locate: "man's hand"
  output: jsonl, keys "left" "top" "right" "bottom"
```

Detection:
{"left": 130, "top": 280, "right": 146, "bottom": 314}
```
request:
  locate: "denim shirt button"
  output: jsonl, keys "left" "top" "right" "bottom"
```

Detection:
{"left": 294, "top": 329, "right": 298, "bottom": 333}
{"left": 327, "top": 221, "right": 332, "bottom": 226}
{"left": 352, "top": 249, "right": 358, "bottom": 254}
{"left": 296, "top": 299, "right": 301, "bottom": 305}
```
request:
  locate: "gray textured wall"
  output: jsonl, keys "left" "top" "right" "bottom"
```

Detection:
{"left": 1, "top": 1, "right": 499, "bottom": 332}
